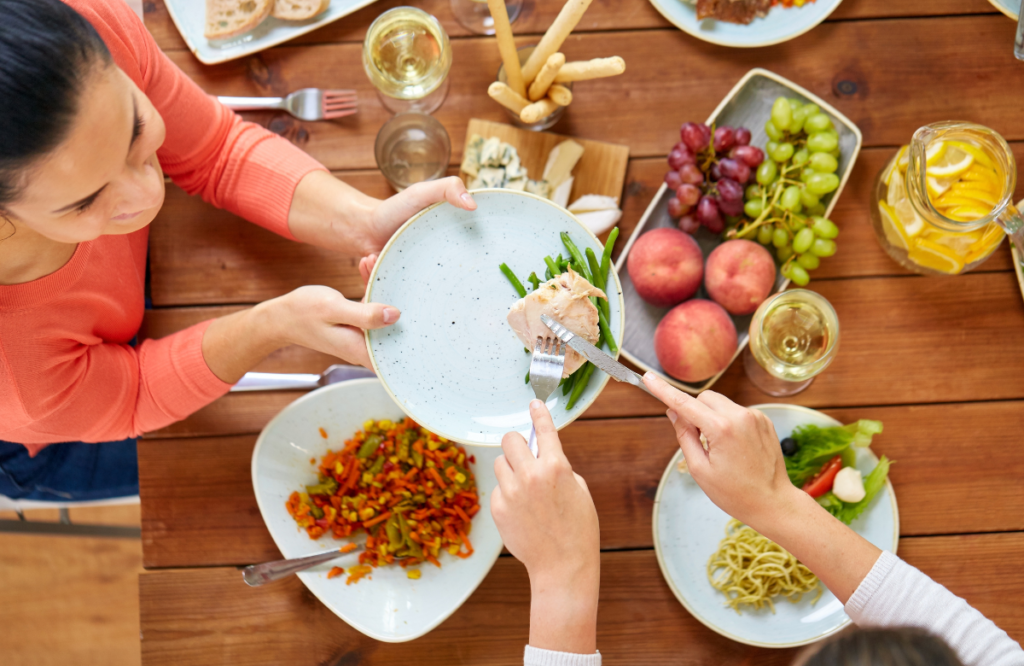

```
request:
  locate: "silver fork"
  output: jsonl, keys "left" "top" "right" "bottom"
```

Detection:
{"left": 218, "top": 88, "right": 358, "bottom": 121}
{"left": 526, "top": 336, "right": 566, "bottom": 457}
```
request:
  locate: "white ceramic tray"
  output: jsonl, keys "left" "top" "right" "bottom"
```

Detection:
{"left": 614, "top": 68, "right": 862, "bottom": 394}
{"left": 163, "top": 0, "right": 379, "bottom": 65}
{"left": 645, "top": 0, "right": 843, "bottom": 48}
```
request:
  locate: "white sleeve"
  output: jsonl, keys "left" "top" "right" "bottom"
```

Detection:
{"left": 846, "top": 551, "right": 1024, "bottom": 666}
{"left": 524, "top": 646, "right": 601, "bottom": 666}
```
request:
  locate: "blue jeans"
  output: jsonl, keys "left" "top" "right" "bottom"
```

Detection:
{"left": 0, "top": 438, "right": 139, "bottom": 502}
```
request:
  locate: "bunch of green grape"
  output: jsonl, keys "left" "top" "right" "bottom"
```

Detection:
{"left": 730, "top": 97, "right": 841, "bottom": 286}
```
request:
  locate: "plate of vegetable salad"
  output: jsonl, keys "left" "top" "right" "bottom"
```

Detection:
{"left": 252, "top": 378, "right": 504, "bottom": 642}
{"left": 652, "top": 403, "right": 898, "bottom": 648}
{"left": 364, "top": 189, "right": 624, "bottom": 447}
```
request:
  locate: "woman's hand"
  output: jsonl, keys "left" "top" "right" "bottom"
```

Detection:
{"left": 492, "top": 400, "right": 600, "bottom": 655}
{"left": 288, "top": 172, "right": 476, "bottom": 256}
{"left": 642, "top": 372, "right": 795, "bottom": 531}
{"left": 642, "top": 372, "right": 883, "bottom": 603}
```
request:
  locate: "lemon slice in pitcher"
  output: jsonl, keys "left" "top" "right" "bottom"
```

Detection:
{"left": 909, "top": 237, "right": 965, "bottom": 274}
{"left": 927, "top": 144, "right": 974, "bottom": 179}
{"left": 878, "top": 201, "right": 911, "bottom": 251}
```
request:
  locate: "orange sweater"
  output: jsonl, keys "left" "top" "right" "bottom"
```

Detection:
{"left": 0, "top": 0, "right": 326, "bottom": 452}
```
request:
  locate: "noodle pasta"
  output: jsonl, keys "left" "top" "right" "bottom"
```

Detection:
{"left": 707, "top": 519, "right": 822, "bottom": 614}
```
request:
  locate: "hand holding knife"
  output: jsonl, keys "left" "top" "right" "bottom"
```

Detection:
{"left": 540, "top": 314, "right": 660, "bottom": 400}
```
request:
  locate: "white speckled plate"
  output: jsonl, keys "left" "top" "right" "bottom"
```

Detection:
{"left": 647, "top": 0, "right": 843, "bottom": 48}
{"left": 364, "top": 189, "right": 625, "bottom": 447}
{"left": 988, "top": 0, "right": 1020, "bottom": 19}
{"left": 252, "top": 379, "right": 504, "bottom": 642}
{"left": 653, "top": 404, "right": 899, "bottom": 648}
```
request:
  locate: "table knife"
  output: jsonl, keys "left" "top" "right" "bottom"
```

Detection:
{"left": 540, "top": 314, "right": 658, "bottom": 399}
{"left": 231, "top": 364, "right": 376, "bottom": 392}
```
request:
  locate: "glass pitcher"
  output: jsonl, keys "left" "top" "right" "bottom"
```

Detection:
{"left": 870, "top": 121, "right": 1024, "bottom": 276}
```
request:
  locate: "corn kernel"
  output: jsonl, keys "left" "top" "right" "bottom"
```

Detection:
{"left": 363, "top": 420, "right": 374, "bottom": 431}
{"left": 455, "top": 472, "right": 466, "bottom": 484}
{"left": 335, "top": 462, "right": 344, "bottom": 475}
{"left": 407, "top": 569, "right": 421, "bottom": 580}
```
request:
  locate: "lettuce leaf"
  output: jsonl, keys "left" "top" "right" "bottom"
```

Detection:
{"left": 816, "top": 456, "right": 892, "bottom": 525}
{"left": 785, "top": 420, "right": 884, "bottom": 487}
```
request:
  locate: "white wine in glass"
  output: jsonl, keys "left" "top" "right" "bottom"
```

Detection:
{"left": 363, "top": 7, "right": 453, "bottom": 114}
{"left": 743, "top": 289, "right": 839, "bottom": 396}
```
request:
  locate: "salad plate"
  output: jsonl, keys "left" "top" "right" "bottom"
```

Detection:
{"left": 652, "top": 404, "right": 899, "bottom": 648}
{"left": 252, "top": 378, "right": 504, "bottom": 642}
{"left": 364, "top": 189, "right": 625, "bottom": 447}
{"left": 647, "top": 0, "right": 843, "bottom": 48}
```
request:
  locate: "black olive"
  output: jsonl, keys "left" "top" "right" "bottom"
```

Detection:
{"left": 780, "top": 437, "right": 799, "bottom": 456}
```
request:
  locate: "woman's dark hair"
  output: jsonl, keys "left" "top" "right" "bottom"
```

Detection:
{"left": 804, "top": 627, "right": 964, "bottom": 666}
{"left": 0, "top": 0, "right": 112, "bottom": 206}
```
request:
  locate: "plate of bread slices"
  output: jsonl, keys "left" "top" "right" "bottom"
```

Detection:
{"left": 164, "top": 0, "right": 380, "bottom": 64}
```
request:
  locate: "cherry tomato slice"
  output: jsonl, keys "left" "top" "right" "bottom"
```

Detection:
{"left": 802, "top": 455, "right": 844, "bottom": 498}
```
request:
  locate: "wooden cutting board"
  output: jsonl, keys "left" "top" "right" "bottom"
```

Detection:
{"left": 460, "top": 118, "right": 630, "bottom": 206}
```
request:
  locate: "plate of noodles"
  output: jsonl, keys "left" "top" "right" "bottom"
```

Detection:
{"left": 651, "top": 404, "right": 899, "bottom": 648}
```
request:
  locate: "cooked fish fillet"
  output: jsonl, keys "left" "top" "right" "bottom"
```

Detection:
{"left": 696, "top": 0, "right": 771, "bottom": 24}
{"left": 507, "top": 268, "right": 606, "bottom": 378}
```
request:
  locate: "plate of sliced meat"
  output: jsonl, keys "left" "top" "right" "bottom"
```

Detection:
{"left": 364, "top": 189, "right": 624, "bottom": 447}
{"left": 647, "top": 0, "right": 842, "bottom": 48}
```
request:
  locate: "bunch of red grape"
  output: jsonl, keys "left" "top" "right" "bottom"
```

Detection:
{"left": 665, "top": 122, "right": 765, "bottom": 235}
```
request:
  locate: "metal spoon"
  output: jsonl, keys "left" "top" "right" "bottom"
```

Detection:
{"left": 241, "top": 544, "right": 363, "bottom": 586}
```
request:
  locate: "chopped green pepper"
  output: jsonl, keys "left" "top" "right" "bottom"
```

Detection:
{"left": 357, "top": 434, "right": 383, "bottom": 458}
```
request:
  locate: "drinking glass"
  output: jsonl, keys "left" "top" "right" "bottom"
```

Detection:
{"left": 374, "top": 112, "right": 451, "bottom": 192}
{"left": 450, "top": 0, "right": 522, "bottom": 35}
{"left": 363, "top": 7, "right": 453, "bottom": 115}
{"left": 743, "top": 289, "right": 839, "bottom": 397}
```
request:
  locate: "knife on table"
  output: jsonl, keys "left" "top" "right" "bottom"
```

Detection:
{"left": 540, "top": 314, "right": 658, "bottom": 399}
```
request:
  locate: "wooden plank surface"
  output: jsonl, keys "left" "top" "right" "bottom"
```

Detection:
{"left": 461, "top": 118, "right": 630, "bottom": 205}
{"left": 144, "top": 0, "right": 1000, "bottom": 53}
{"left": 138, "top": 533, "right": 1024, "bottom": 665}
{"left": 138, "top": 400, "right": 1024, "bottom": 568}
{"left": 146, "top": 142, "right": 1024, "bottom": 308}
{"left": 161, "top": 17, "right": 1024, "bottom": 173}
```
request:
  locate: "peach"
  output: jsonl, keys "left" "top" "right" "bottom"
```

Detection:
{"left": 705, "top": 239, "right": 776, "bottom": 315}
{"left": 626, "top": 227, "right": 703, "bottom": 307}
{"left": 654, "top": 299, "right": 738, "bottom": 383}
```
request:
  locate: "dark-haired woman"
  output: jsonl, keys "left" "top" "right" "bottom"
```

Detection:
{"left": 0, "top": 0, "right": 476, "bottom": 501}
{"left": 488, "top": 385, "right": 1023, "bottom": 666}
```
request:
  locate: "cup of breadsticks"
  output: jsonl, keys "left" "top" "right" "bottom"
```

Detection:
{"left": 485, "top": 0, "right": 625, "bottom": 131}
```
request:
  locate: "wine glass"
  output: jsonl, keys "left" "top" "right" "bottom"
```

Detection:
{"left": 450, "top": 0, "right": 522, "bottom": 36}
{"left": 742, "top": 289, "right": 839, "bottom": 397}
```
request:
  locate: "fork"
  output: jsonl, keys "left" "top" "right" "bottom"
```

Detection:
{"left": 526, "top": 336, "right": 566, "bottom": 457}
{"left": 218, "top": 88, "right": 358, "bottom": 121}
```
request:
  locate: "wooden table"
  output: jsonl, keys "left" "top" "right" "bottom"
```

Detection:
{"left": 138, "top": 1, "right": 1024, "bottom": 663}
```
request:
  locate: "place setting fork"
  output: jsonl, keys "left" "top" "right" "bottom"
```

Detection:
{"left": 218, "top": 88, "right": 358, "bottom": 121}
{"left": 525, "top": 336, "right": 566, "bottom": 457}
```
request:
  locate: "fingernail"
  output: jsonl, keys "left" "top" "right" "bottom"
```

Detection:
{"left": 382, "top": 307, "right": 398, "bottom": 324}
{"left": 666, "top": 409, "right": 678, "bottom": 424}
{"left": 460, "top": 193, "right": 476, "bottom": 208}
{"left": 530, "top": 399, "right": 543, "bottom": 411}
{"left": 643, "top": 371, "right": 656, "bottom": 383}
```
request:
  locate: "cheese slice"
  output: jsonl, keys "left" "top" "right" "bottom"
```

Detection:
{"left": 460, "top": 134, "right": 485, "bottom": 177}
{"left": 543, "top": 140, "right": 585, "bottom": 189}
{"left": 551, "top": 176, "right": 574, "bottom": 208}
{"left": 574, "top": 208, "right": 622, "bottom": 235}
{"left": 568, "top": 194, "right": 619, "bottom": 213}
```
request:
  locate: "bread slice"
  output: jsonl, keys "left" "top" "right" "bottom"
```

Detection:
{"left": 205, "top": 0, "right": 274, "bottom": 39}
{"left": 271, "top": 0, "right": 330, "bottom": 20}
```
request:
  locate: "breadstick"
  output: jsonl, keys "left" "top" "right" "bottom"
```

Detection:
{"left": 488, "top": 81, "right": 531, "bottom": 114}
{"left": 520, "top": 97, "right": 561, "bottom": 124}
{"left": 547, "top": 84, "right": 573, "bottom": 106}
{"left": 520, "top": 0, "right": 593, "bottom": 82}
{"left": 528, "top": 52, "right": 565, "bottom": 101}
{"left": 553, "top": 57, "right": 625, "bottom": 82}
{"left": 487, "top": 0, "right": 526, "bottom": 98}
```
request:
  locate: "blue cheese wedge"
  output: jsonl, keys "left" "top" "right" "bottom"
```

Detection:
{"left": 479, "top": 137, "right": 504, "bottom": 167}
{"left": 525, "top": 179, "right": 551, "bottom": 199}
{"left": 460, "top": 134, "right": 485, "bottom": 177}
{"left": 471, "top": 166, "right": 506, "bottom": 189}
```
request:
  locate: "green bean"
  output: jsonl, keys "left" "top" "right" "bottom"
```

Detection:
{"left": 597, "top": 307, "right": 619, "bottom": 355}
{"left": 562, "top": 370, "right": 577, "bottom": 396}
{"left": 305, "top": 476, "right": 338, "bottom": 496}
{"left": 368, "top": 455, "right": 385, "bottom": 476}
{"left": 566, "top": 362, "right": 596, "bottom": 409}
{"left": 544, "top": 256, "right": 560, "bottom": 277}
{"left": 385, "top": 515, "right": 402, "bottom": 550}
{"left": 527, "top": 272, "right": 541, "bottom": 290}
{"left": 310, "top": 504, "right": 324, "bottom": 519}
{"left": 544, "top": 267, "right": 554, "bottom": 281}
{"left": 586, "top": 247, "right": 610, "bottom": 319}
{"left": 560, "top": 232, "right": 592, "bottom": 282}
{"left": 525, "top": 370, "right": 530, "bottom": 384}
{"left": 357, "top": 435, "right": 382, "bottom": 458}
{"left": 599, "top": 227, "right": 619, "bottom": 283}
{"left": 499, "top": 263, "right": 527, "bottom": 297}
